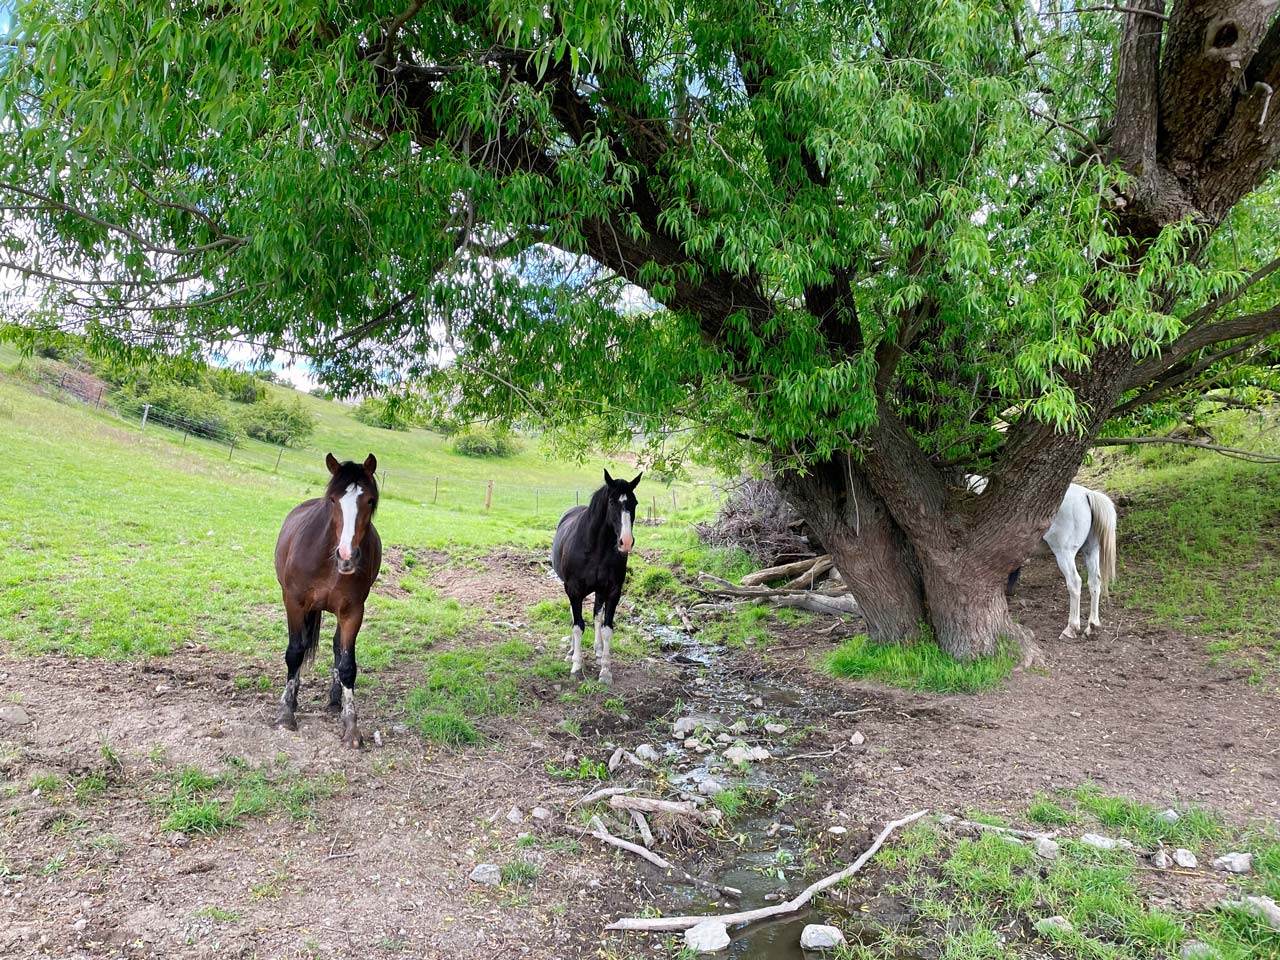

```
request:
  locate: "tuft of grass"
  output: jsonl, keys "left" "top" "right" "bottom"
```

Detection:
{"left": 825, "top": 631, "right": 1017, "bottom": 693}
{"left": 403, "top": 646, "right": 538, "bottom": 744}
{"left": 1071, "top": 784, "right": 1227, "bottom": 850}
{"left": 1027, "top": 794, "right": 1080, "bottom": 827}
{"left": 545, "top": 757, "right": 609, "bottom": 781}
{"left": 631, "top": 564, "right": 678, "bottom": 597}
{"left": 500, "top": 860, "right": 540, "bottom": 888}
{"left": 193, "top": 905, "right": 242, "bottom": 922}
{"left": 157, "top": 762, "right": 341, "bottom": 835}
{"left": 711, "top": 786, "right": 751, "bottom": 821}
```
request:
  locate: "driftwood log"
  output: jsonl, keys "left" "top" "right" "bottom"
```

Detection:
{"left": 605, "top": 809, "right": 929, "bottom": 932}
{"left": 583, "top": 815, "right": 742, "bottom": 900}
{"left": 611, "top": 794, "right": 724, "bottom": 828}
{"left": 740, "top": 554, "right": 832, "bottom": 587}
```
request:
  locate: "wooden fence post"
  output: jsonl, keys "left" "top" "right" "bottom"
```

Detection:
{"left": 275, "top": 445, "right": 285, "bottom": 471}
{"left": 433, "top": 477, "right": 439, "bottom": 504}
{"left": 672, "top": 489, "right": 678, "bottom": 511}
{"left": 485, "top": 480, "right": 493, "bottom": 512}
{"left": 228, "top": 439, "right": 235, "bottom": 462}
{"left": 140, "top": 403, "right": 152, "bottom": 429}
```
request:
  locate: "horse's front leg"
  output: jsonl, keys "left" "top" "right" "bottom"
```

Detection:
{"left": 327, "top": 624, "right": 343, "bottom": 714}
{"left": 1083, "top": 542, "right": 1103, "bottom": 635}
{"left": 598, "top": 590, "right": 621, "bottom": 687}
{"left": 275, "top": 606, "right": 319, "bottom": 730}
{"left": 592, "top": 595, "right": 604, "bottom": 659}
{"left": 335, "top": 606, "right": 365, "bottom": 749}
{"left": 568, "top": 594, "right": 586, "bottom": 680}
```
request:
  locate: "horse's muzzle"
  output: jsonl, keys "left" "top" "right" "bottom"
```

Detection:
{"left": 617, "top": 537, "right": 634, "bottom": 554}
{"left": 336, "top": 548, "right": 361, "bottom": 575}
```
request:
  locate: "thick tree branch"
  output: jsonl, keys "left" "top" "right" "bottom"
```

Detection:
{"left": 1092, "top": 435, "right": 1280, "bottom": 462}
{"left": 1125, "top": 302, "right": 1280, "bottom": 389}
{"left": 1112, "top": 0, "right": 1165, "bottom": 173}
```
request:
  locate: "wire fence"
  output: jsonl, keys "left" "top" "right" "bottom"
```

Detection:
{"left": 26, "top": 362, "right": 727, "bottom": 521}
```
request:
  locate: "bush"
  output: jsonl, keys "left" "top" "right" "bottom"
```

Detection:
{"left": 452, "top": 426, "right": 519, "bottom": 458}
{"left": 236, "top": 396, "right": 317, "bottom": 446}
{"left": 124, "top": 381, "right": 237, "bottom": 438}
{"left": 352, "top": 397, "right": 413, "bottom": 431}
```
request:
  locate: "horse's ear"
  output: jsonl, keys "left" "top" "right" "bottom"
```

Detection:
{"left": 325, "top": 453, "right": 340, "bottom": 476}
{"left": 629, "top": 472, "right": 643, "bottom": 490}
{"left": 363, "top": 454, "right": 377, "bottom": 475}
{"left": 603, "top": 468, "right": 615, "bottom": 485}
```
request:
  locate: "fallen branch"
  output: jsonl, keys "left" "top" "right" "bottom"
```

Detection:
{"left": 570, "top": 786, "right": 635, "bottom": 809}
{"left": 769, "top": 593, "right": 859, "bottom": 616}
{"left": 584, "top": 816, "right": 741, "bottom": 900}
{"left": 782, "top": 557, "right": 834, "bottom": 590}
{"left": 697, "top": 573, "right": 846, "bottom": 598}
{"left": 611, "top": 794, "right": 723, "bottom": 827}
{"left": 780, "top": 742, "right": 849, "bottom": 762}
{"left": 937, "top": 814, "right": 1054, "bottom": 840}
{"left": 630, "top": 810, "right": 655, "bottom": 848}
{"left": 741, "top": 555, "right": 831, "bottom": 587}
{"left": 674, "top": 605, "right": 698, "bottom": 634}
{"left": 605, "top": 809, "right": 929, "bottom": 932}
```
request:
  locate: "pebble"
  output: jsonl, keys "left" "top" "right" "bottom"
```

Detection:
{"left": 1211, "top": 852, "right": 1253, "bottom": 874}
{"left": 1034, "top": 915, "right": 1074, "bottom": 935}
{"left": 684, "top": 919, "right": 731, "bottom": 954}
{"left": 1080, "top": 833, "right": 1133, "bottom": 851}
{"left": 849, "top": 731, "right": 865, "bottom": 746}
{"left": 468, "top": 864, "right": 501, "bottom": 886}
{"left": 764, "top": 723, "right": 788, "bottom": 735}
{"left": 729, "top": 720, "right": 749, "bottom": 735}
{"left": 684, "top": 738, "right": 700, "bottom": 750}
{"left": 749, "top": 697, "right": 764, "bottom": 708}
{"left": 72, "top": 918, "right": 87, "bottom": 933}
{"left": 697, "top": 778, "right": 726, "bottom": 797}
{"left": 531, "top": 807, "right": 553, "bottom": 822}
{"left": 634, "top": 744, "right": 659, "bottom": 762}
{"left": 799, "top": 924, "right": 845, "bottom": 950}
{"left": 827, "top": 826, "right": 848, "bottom": 836}
{"left": 372, "top": 730, "right": 383, "bottom": 747}
{"left": 1151, "top": 849, "right": 1172, "bottom": 869}
{"left": 506, "top": 807, "right": 524, "bottom": 824}
{"left": 1180, "top": 942, "right": 1217, "bottom": 960}
{"left": 673, "top": 718, "right": 700, "bottom": 738}
{"left": 0, "top": 704, "right": 31, "bottom": 726}
{"left": 1033, "top": 837, "right": 1059, "bottom": 861}
{"left": 1173, "top": 848, "right": 1198, "bottom": 869}
{"left": 1219, "top": 895, "right": 1280, "bottom": 931}
{"left": 1156, "top": 808, "right": 1180, "bottom": 824}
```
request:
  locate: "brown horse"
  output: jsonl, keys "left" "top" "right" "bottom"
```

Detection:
{"left": 273, "top": 453, "right": 381, "bottom": 748}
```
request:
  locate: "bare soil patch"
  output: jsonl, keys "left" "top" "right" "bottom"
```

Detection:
{"left": 2, "top": 549, "right": 1277, "bottom": 959}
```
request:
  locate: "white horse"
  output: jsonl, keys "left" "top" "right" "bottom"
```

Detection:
{"left": 966, "top": 477, "right": 1118, "bottom": 640}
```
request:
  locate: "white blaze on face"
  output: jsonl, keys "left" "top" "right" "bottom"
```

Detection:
{"left": 337, "top": 483, "right": 362, "bottom": 560}
{"left": 618, "top": 495, "right": 634, "bottom": 552}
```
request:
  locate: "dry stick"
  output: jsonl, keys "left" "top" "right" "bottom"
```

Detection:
{"left": 586, "top": 816, "right": 742, "bottom": 900}
{"left": 605, "top": 809, "right": 928, "bottom": 932}
{"left": 630, "top": 810, "right": 655, "bottom": 848}
{"left": 780, "top": 742, "right": 850, "bottom": 762}
{"left": 570, "top": 786, "right": 635, "bottom": 809}
{"left": 937, "top": 815, "right": 1055, "bottom": 840}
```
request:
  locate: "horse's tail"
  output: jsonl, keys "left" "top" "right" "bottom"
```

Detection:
{"left": 1087, "top": 488, "right": 1118, "bottom": 597}
{"left": 300, "top": 610, "right": 323, "bottom": 668}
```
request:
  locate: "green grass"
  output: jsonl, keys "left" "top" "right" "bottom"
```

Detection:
{"left": 1089, "top": 425, "right": 1280, "bottom": 671}
{"left": 155, "top": 761, "right": 342, "bottom": 835}
{"left": 825, "top": 630, "right": 1018, "bottom": 693}
{"left": 545, "top": 757, "right": 610, "bottom": 781}
{"left": 500, "top": 859, "right": 540, "bottom": 888}
{"left": 847, "top": 798, "right": 1280, "bottom": 960}
{"left": 402, "top": 643, "right": 543, "bottom": 745}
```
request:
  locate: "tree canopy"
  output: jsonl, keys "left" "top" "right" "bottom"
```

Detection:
{"left": 3, "top": 1, "right": 1280, "bottom": 655}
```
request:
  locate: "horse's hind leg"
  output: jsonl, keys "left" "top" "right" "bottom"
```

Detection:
{"left": 1083, "top": 539, "right": 1103, "bottom": 635}
{"left": 1051, "top": 546, "right": 1083, "bottom": 641}
{"left": 327, "top": 624, "right": 343, "bottom": 714}
{"left": 275, "top": 606, "right": 319, "bottom": 731}
{"left": 335, "top": 606, "right": 365, "bottom": 749}
{"left": 568, "top": 594, "right": 586, "bottom": 680}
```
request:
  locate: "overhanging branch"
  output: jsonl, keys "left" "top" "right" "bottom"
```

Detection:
{"left": 1092, "top": 435, "right": 1280, "bottom": 462}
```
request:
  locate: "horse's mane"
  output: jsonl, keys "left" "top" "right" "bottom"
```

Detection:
{"left": 584, "top": 483, "right": 612, "bottom": 532}
{"left": 325, "top": 461, "right": 379, "bottom": 512}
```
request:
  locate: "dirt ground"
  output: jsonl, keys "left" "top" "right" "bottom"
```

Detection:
{"left": 1, "top": 548, "right": 1277, "bottom": 960}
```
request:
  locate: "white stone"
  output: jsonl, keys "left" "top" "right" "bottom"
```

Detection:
{"left": 531, "top": 807, "right": 553, "bottom": 821}
{"left": 1156, "top": 808, "right": 1180, "bottom": 824}
{"left": 697, "top": 778, "right": 726, "bottom": 797}
{"left": 849, "top": 731, "right": 865, "bottom": 746}
{"left": 827, "top": 826, "right": 848, "bottom": 836}
{"left": 0, "top": 704, "right": 32, "bottom": 726}
{"left": 1180, "top": 941, "right": 1218, "bottom": 960}
{"left": 1219, "top": 895, "right": 1280, "bottom": 931}
{"left": 634, "top": 744, "right": 660, "bottom": 762}
{"left": 1033, "top": 836, "right": 1059, "bottom": 861}
{"left": 684, "top": 920, "right": 731, "bottom": 953}
{"left": 1212, "top": 852, "right": 1253, "bottom": 874}
{"left": 729, "top": 720, "right": 749, "bottom": 735}
{"left": 468, "top": 863, "right": 501, "bottom": 885}
{"left": 1034, "top": 915, "right": 1074, "bottom": 935}
{"left": 1173, "top": 848, "right": 1198, "bottom": 868}
{"left": 1151, "top": 849, "right": 1172, "bottom": 869}
{"left": 506, "top": 806, "right": 524, "bottom": 824}
{"left": 749, "top": 697, "right": 764, "bottom": 707}
{"left": 674, "top": 717, "right": 700, "bottom": 738}
{"left": 724, "top": 745, "right": 753, "bottom": 765}
{"left": 764, "top": 723, "right": 788, "bottom": 735}
{"left": 684, "top": 738, "right": 700, "bottom": 750}
{"left": 799, "top": 923, "right": 846, "bottom": 950}
{"left": 1080, "top": 833, "right": 1133, "bottom": 851}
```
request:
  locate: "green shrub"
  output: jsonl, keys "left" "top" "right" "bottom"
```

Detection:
{"left": 236, "top": 396, "right": 316, "bottom": 445}
{"left": 352, "top": 397, "right": 413, "bottom": 431}
{"left": 452, "top": 426, "right": 519, "bottom": 458}
{"left": 632, "top": 565, "right": 677, "bottom": 596}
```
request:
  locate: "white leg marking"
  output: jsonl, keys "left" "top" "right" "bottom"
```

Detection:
{"left": 570, "top": 625, "right": 584, "bottom": 677}
{"left": 337, "top": 484, "right": 361, "bottom": 560}
{"left": 341, "top": 685, "right": 356, "bottom": 726}
{"left": 593, "top": 611, "right": 603, "bottom": 658}
{"left": 1084, "top": 542, "right": 1103, "bottom": 633}
{"left": 599, "top": 625, "right": 614, "bottom": 686}
{"left": 282, "top": 677, "right": 300, "bottom": 710}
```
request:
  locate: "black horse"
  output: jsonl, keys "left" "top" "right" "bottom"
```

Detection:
{"left": 551, "top": 470, "right": 642, "bottom": 686}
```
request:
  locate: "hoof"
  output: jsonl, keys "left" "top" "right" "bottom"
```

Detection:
{"left": 598, "top": 669, "right": 613, "bottom": 687}
{"left": 1059, "top": 627, "right": 1078, "bottom": 642}
{"left": 274, "top": 711, "right": 298, "bottom": 732}
{"left": 570, "top": 666, "right": 583, "bottom": 680}
{"left": 341, "top": 728, "right": 364, "bottom": 750}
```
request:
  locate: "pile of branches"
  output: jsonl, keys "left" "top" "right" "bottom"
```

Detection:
{"left": 694, "top": 479, "right": 817, "bottom": 565}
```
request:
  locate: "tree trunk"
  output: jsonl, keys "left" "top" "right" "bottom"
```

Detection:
{"left": 776, "top": 454, "right": 926, "bottom": 644}
{"left": 915, "top": 553, "right": 1029, "bottom": 660}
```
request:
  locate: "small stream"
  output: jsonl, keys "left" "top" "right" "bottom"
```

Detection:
{"left": 644, "top": 626, "right": 853, "bottom": 958}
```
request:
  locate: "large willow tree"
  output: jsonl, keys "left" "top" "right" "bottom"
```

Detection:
{"left": 3, "top": 1, "right": 1280, "bottom": 657}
